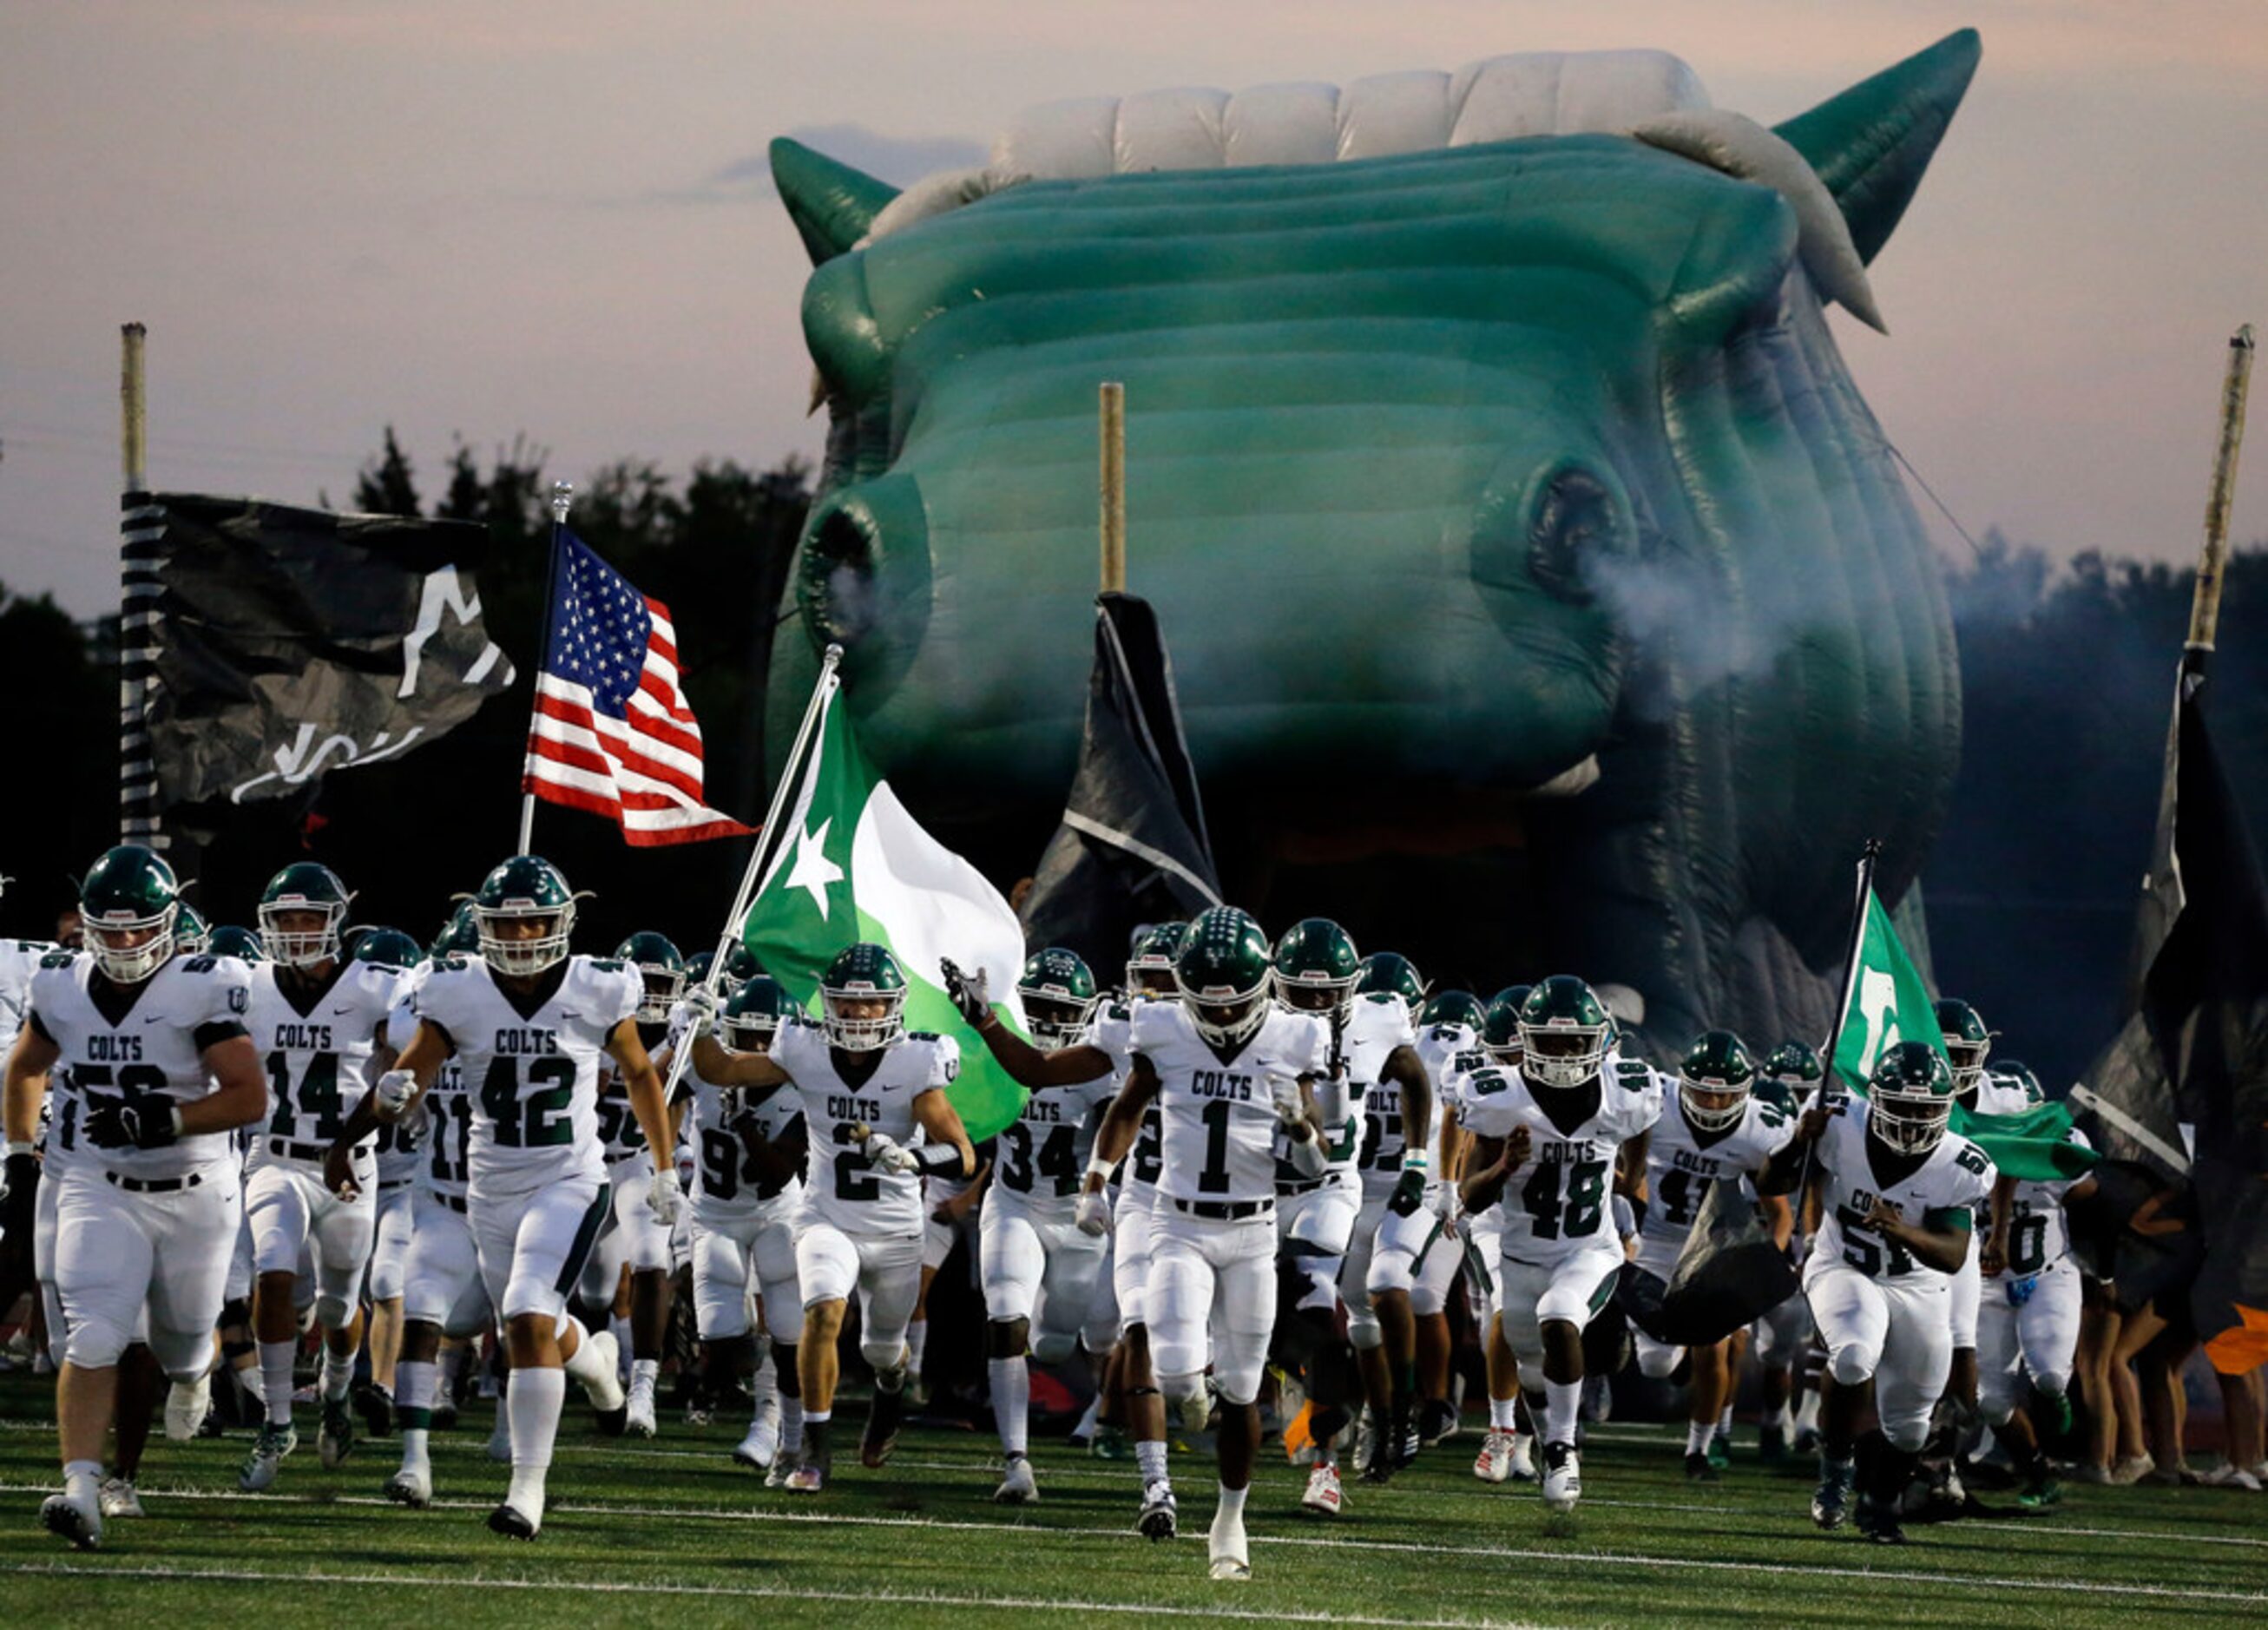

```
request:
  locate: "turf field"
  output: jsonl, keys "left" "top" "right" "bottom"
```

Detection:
{"left": 0, "top": 1375, "right": 2259, "bottom": 1627}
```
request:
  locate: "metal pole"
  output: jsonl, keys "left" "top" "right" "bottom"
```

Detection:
{"left": 660, "top": 641, "right": 845, "bottom": 1104}
{"left": 517, "top": 481, "right": 575, "bottom": 854}
{"left": 2184, "top": 325, "right": 2255, "bottom": 674}
{"left": 119, "top": 322, "right": 163, "bottom": 847}
{"left": 1099, "top": 382, "right": 1126, "bottom": 594}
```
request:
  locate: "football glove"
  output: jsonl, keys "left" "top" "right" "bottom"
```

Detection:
{"left": 939, "top": 957, "right": 989, "bottom": 1028}
{"left": 648, "top": 1166, "right": 684, "bottom": 1227}
{"left": 1074, "top": 1187, "right": 1112, "bottom": 1238}
{"left": 374, "top": 1068, "right": 417, "bottom": 1116}
{"left": 84, "top": 1098, "right": 180, "bottom": 1151}
{"left": 1, "top": 1146, "right": 36, "bottom": 1207}
{"left": 1269, "top": 1073, "right": 1306, "bottom": 1128}
{"left": 679, "top": 984, "right": 720, "bottom": 1037}
{"left": 1386, "top": 1165, "right": 1429, "bottom": 1219}
{"left": 859, "top": 1131, "right": 919, "bottom": 1175}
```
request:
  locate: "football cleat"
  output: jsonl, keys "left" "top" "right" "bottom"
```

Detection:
{"left": 240, "top": 1421, "right": 298, "bottom": 1491}
{"left": 994, "top": 1456, "right": 1039, "bottom": 1505}
{"left": 1067, "top": 1396, "right": 1101, "bottom": 1449}
{"left": 1509, "top": 1432, "right": 1539, "bottom": 1483}
{"left": 1091, "top": 1423, "right": 1130, "bottom": 1461}
{"left": 1811, "top": 1456, "right": 1856, "bottom": 1529}
{"left": 765, "top": 1457, "right": 792, "bottom": 1489}
{"left": 40, "top": 1491, "right": 101, "bottom": 1550}
{"left": 1206, "top": 1507, "right": 1252, "bottom": 1581}
{"left": 431, "top": 1395, "right": 459, "bottom": 1432}
{"left": 861, "top": 1386, "right": 905, "bottom": 1469}
{"left": 487, "top": 1502, "right": 540, "bottom": 1540}
{"left": 164, "top": 1373, "right": 212, "bottom": 1443}
{"left": 356, "top": 1382, "right": 394, "bottom": 1440}
{"left": 1855, "top": 1492, "right": 1907, "bottom": 1545}
{"left": 784, "top": 1460, "right": 827, "bottom": 1495}
{"left": 1301, "top": 1462, "right": 1345, "bottom": 1515}
{"left": 1138, "top": 1482, "right": 1179, "bottom": 1541}
{"left": 1542, "top": 1441, "right": 1581, "bottom": 1513}
{"left": 486, "top": 1410, "right": 514, "bottom": 1462}
{"left": 97, "top": 1476, "right": 145, "bottom": 1519}
{"left": 1421, "top": 1397, "right": 1461, "bottom": 1446}
{"left": 1686, "top": 1451, "right": 1719, "bottom": 1484}
{"left": 1706, "top": 1430, "right": 1732, "bottom": 1472}
{"left": 319, "top": 1396, "right": 358, "bottom": 1468}
{"left": 734, "top": 1412, "right": 779, "bottom": 1470}
{"left": 1473, "top": 1428, "right": 1516, "bottom": 1484}
{"left": 2017, "top": 1472, "right": 2065, "bottom": 1508}
{"left": 580, "top": 1330, "right": 628, "bottom": 1434}
{"left": 1758, "top": 1423, "right": 1790, "bottom": 1466}
{"left": 384, "top": 1467, "right": 432, "bottom": 1509}
{"left": 626, "top": 1370, "right": 659, "bottom": 1439}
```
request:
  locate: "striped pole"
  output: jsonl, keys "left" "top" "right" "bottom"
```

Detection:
{"left": 119, "top": 322, "right": 167, "bottom": 849}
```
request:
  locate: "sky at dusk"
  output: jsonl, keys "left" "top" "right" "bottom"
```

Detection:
{"left": 4, "top": 0, "right": 2265, "bottom": 617}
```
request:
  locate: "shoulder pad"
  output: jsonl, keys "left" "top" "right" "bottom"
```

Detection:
{"left": 587, "top": 957, "right": 626, "bottom": 974}
{"left": 436, "top": 954, "right": 470, "bottom": 972}
{"left": 907, "top": 1030, "right": 941, "bottom": 1042}
{"left": 40, "top": 950, "right": 76, "bottom": 969}
{"left": 1452, "top": 1049, "right": 1489, "bottom": 1073}
{"left": 1361, "top": 991, "right": 1397, "bottom": 1006}
{"left": 1103, "top": 1001, "right": 1131, "bottom": 1022}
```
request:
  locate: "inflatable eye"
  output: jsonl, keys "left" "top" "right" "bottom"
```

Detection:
{"left": 1527, "top": 465, "right": 1626, "bottom": 603}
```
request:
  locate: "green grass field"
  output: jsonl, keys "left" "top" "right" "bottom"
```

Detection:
{"left": 1, "top": 1375, "right": 2260, "bottom": 1627}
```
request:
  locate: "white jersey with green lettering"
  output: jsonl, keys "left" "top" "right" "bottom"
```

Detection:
{"left": 1134, "top": 1002, "right": 1327, "bottom": 1206}
{"left": 1810, "top": 1104, "right": 1996, "bottom": 1282}
{"left": 1460, "top": 1055, "right": 1661, "bottom": 1266}
{"left": 769, "top": 1018, "right": 958, "bottom": 1237}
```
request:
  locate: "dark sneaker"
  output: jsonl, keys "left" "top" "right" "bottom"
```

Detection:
{"left": 1856, "top": 1492, "right": 1907, "bottom": 1544}
{"left": 1811, "top": 1456, "right": 1855, "bottom": 1530}
{"left": 1686, "top": 1451, "right": 1719, "bottom": 1483}
{"left": 861, "top": 1389, "right": 904, "bottom": 1469}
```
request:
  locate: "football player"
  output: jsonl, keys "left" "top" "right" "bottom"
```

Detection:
{"left": 1772, "top": 1042, "right": 1996, "bottom": 1543}
{"left": 346, "top": 930, "right": 425, "bottom": 1438}
{"left": 326, "top": 857, "right": 669, "bottom": 1538}
{"left": 946, "top": 949, "right": 1117, "bottom": 1504}
{"left": 1627, "top": 1031, "right": 1795, "bottom": 1480}
{"left": 1466, "top": 985, "right": 1537, "bottom": 1485}
{"left": 1454, "top": 976, "right": 1660, "bottom": 1513}
{"left": 1073, "top": 906, "right": 1330, "bottom": 1581}
{"left": 237, "top": 864, "right": 410, "bottom": 1489}
{"left": 681, "top": 976, "right": 808, "bottom": 1479}
{"left": 1748, "top": 1040, "right": 1824, "bottom": 1463}
{"left": 688, "top": 942, "right": 976, "bottom": 1493}
{"left": 3, "top": 845, "right": 268, "bottom": 1548}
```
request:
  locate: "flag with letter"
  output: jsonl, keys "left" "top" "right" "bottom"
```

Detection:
{"left": 523, "top": 529, "right": 750, "bottom": 846}
{"left": 740, "top": 670, "right": 1030, "bottom": 1140}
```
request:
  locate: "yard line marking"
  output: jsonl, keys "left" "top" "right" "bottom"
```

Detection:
{"left": 0, "top": 1561, "right": 1555, "bottom": 1627}
{"left": 3, "top": 1483, "right": 2255, "bottom": 1605}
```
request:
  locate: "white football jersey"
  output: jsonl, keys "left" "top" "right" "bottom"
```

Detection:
{"left": 411, "top": 953, "right": 641, "bottom": 1199}
{"left": 29, "top": 948, "right": 254, "bottom": 1179}
{"left": 1461, "top": 1055, "right": 1661, "bottom": 1265}
{"left": 770, "top": 1018, "right": 959, "bottom": 1236}
{"left": 0, "top": 938, "right": 56, "bottom": 1055}
{"left": 1984, "top": 1127, "right": 2092, "bottom": 1277}
{"left": 1811, "top": 1104, "right": 1996, "bottom": 1282}
{"left": 1347, "top": 1009, "right": 1459, "bottom": 1199}
{"left": 1088, "top": 997, "right": 1162, "bottom": 1196}
{"left": 683, "top": 1064, "right": 805, "bottom": 1223}
{"left": 1134, "top": 1001, "right": 1327, "bottom": 1206}
{"left": 1299, "top": 992, "right": 1416, "bottom": 1189}
{"left": 1638, "top": 1091, "right": 1796, "bottom": 1252}
{"left": 242, "top": 958, "right": 405, "bottom": 1174}
{"left": 994, "top": 1061, "right": 1116, "bottom": 1217}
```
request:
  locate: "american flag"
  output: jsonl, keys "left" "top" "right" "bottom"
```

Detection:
{"left": 523, "top": 529, "right": 752, "bottom": 846}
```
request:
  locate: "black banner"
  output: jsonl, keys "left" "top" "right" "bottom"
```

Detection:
{"left": 145, "top": 492, "right": 516, "bottom": 810}
{"left": 1017, "top": 593, "right": 1221, "bottom": 970}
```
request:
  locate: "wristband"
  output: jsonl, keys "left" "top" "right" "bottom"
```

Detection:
{"left": 912, "top": 1143, "right": 967, "bottom": 1179}
{"left": 5, "top": 1140, "right": 35, "bottom": 1159}
{"left": 169, "top": 1105, "right": 186, "bottom": 1137}
{"left": 1086, "top": 1153, "right": 1119, "bottom": 1184}
{"left": 1401, "top": 1148, "right": 1430, "bottom": 1173}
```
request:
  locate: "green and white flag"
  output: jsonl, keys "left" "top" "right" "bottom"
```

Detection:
{"left": 1831, "top": 886, "right": 2095, "bottom": 1181}
{"left": 740, "top": 672, "right": 1031, "bottom": 1141}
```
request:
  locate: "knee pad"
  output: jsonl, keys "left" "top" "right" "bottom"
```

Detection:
{"left": 149, "top": 1324, "right": 215, "bottom": 1383}
{"left": 64, "top": 1314, "right": 133, "bottom": 1371}
{"left": 1636, "top": 1342, "right": 1681, "bottom": 1382}
{"left": 2033, "top": 1365, "right": 2072, "bottom": 1402}
{"left": 1345, "top": 1303, "right": 1384, "bottom": 1351}
{"left": 314, "top": 1292, "right": 354, "bottom": 1332}
{"left": 1031, "top": 1331, "right": 1078, "bottom": 1366}
{"left": 1827, "top": 1345, "right": 1874, "bottom": 1389}
{"left": 862, "top": 1338, "right": 907, "bottom": 1378}
{"left": 986, "top": 1318, "right": 1030, "bottom": 1360}
{"left": 1160, "top": 1370, "right": 1206, "bottom": 1410}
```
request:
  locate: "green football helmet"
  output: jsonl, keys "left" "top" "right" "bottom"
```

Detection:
{"left": 1272, "top": 917, "right": 1360, "bottom": 1021}
{"left": 173, "top": 902, "right": 211, "bottom": 956}
{"left": 1354, "top": 951, "right": 1424, "bottom": 1007}
{"left": 820, "top": 942, "right": 908, "bottom": 1052}
{"left": 80, "top": 844, "right": 181, "bottom": 983}
{"left": 1020, "top": 948, "right": 1099, "bottom": 1048}
{"left": 1678, "top": 1029, "right": 1757, "bottom": 1134}
{"left": 1517, "top": 975, "right": 1612, "bottom": 1089}
{"left": 258, "top": 862, "right": 352, "bottom": 967}
{"left": 615, "top": 931, "right": 687, "bottom": 1024}
{"left": 684, "top": 950, "right": 715, "bottom": 986}
{"left": 1989, "top": 1059, "right": 2047, "bottom": 1108}
{"left": 723, "top": 975, "right": 799, "bottom": 1055}
{"left": 351, "top": 926, "right": 422, "bottom": 968}
{"left": 1934, "top": 997, "right": 1992, "bottom": 1095}
{"left": 430, "top": 900, "right": 480, "bottom": 962}
{"left": 472, "top": 855, "right": 576, "bottom": 977}
{"left": 1868, "top": 1040, "right": 1957, "bottom": 1155}
{"left": 1174, "top": 906, "right": 1275, "bottom": 1048}
{"left": 1419, "top": 989, "right": 1488, "bottom": 1034}
{"left": 1481, "top": 984, "right": 1533, "bottom": 1065}
{"left": 1763, "top": 1039, "right": 1825, "bottom": 1086}
{"left": 206, "top": 923, "right": 266, "bottom": 963}
{"left": 1126, "top": 921, "right": 1188, "bottom": 999}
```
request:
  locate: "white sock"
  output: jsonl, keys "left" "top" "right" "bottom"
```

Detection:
{"left": 630, "top": 1357, "right": 660, "bottom": 1390}
{"left": 1795, "top": 1390, "right": 1822, "bottom": 1431}
{"left": 1761, "top": 1401, "right": 1788, "bottom": 1430}
{"left": 396, "top": 1358, "right": 436, "bottom": 1477}
{"left": 1687, "top": 1419, "right": 1713, "bottom": 1456}
{"left": 321, "top": 1345, "right": 355, "bottom": 1402}
{"left": 63, "top": 1459, "right": 102, "bottom": 1508}
{"left": 609, "top": 1313, "right": 632, "bottom": 1370}
{"left": 236, "top": 1359, "right": 266, "bottom": 1405}
{"left": 1718, "top": 1403, "right": 1733, "bottom": 1433}
{"left": 779, "top": 1395, "right": 804, "bottom": 1454}
{"left": 1214, "top": 1482, "right": 1248, "bottom": 1527}
{"left": 989, "top": 1357, "right": 1030, "bottom": 1457}
{"left": 1489, "top": 1396, "right": 1519, "bottom": 1431}
{"left": 752, "top": 1346, "right": 778, "bottom": 1407}
{"left": 1544, "top": 1379, "right": 1581, "bottom": 1446}
{"left": 561, "top": 1318, "right": 609, "bottom": 1390}
{"left": 260, "top": 1341, "right": 298, "bottom": 1427}
{"left": 905, "top": 1319, "right": 928, "bottom": 1376}
{"left": 1136, "top": 1438, "right": 1169, "bottom": 1486}
{"left": 505, "top": 1366, "right": 566, "bottom": 1516}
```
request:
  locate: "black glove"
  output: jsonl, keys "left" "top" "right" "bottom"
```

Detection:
{"left": 939, "top": 957, "right": 989, "bottom": 1028}
{"left": 1386, "top": 1165, "right": 1428, "bottom": 1219}
{"left": 0, "top": 1150, "right": 35, "bottom": 1209}
{"left": 84, "top": 1099, "right": 179, "bottom": 1151}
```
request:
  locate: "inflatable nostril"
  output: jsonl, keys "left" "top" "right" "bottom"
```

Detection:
{"left": 803, "top": 503, "right": 880, "bottom": 647}
{"left": 792, "top": 476, "right": 932, "bottom": 690}
{"left": 1527, "top": 465, "right": 1625, "bottom": 604}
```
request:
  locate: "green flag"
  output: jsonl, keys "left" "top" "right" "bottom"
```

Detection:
{"left": 1832, "top": 887, "right": 2096, "bottom": 1182}
{"left": 740, "top": 674, "right": 1031, "bottom": 1141}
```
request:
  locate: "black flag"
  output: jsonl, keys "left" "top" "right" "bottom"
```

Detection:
{"left": 1017, "top": 593, "right": 1221, "bottom": 969}
{"left": 141, "top": 493, "right": 516, "bottom": 811}
{"left": 1620, "top": 1178, "right": 1799, "bottom": 1348}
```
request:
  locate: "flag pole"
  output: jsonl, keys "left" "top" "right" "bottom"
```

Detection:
{"left": 2183, "top": 325, "right": 2254, "bottom": 680}
{"left": 661, "top": 641, "right": 845, "bottom": 1101}
{"left": 517, "top": 481, "right": 574, "bottom": 855}
{"left": 119, "top": 321, "right": 164, "bottom": 849}
{"left": 1099, "top": 382, "right": 1126, "bottom": 594}
{"left": 1815, "top": 838, "right": 1883, "bottom": 1109}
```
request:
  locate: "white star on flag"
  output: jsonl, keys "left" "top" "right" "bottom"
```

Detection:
{"left": 784, "top": 817, "right": 844, "bottom": 917}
